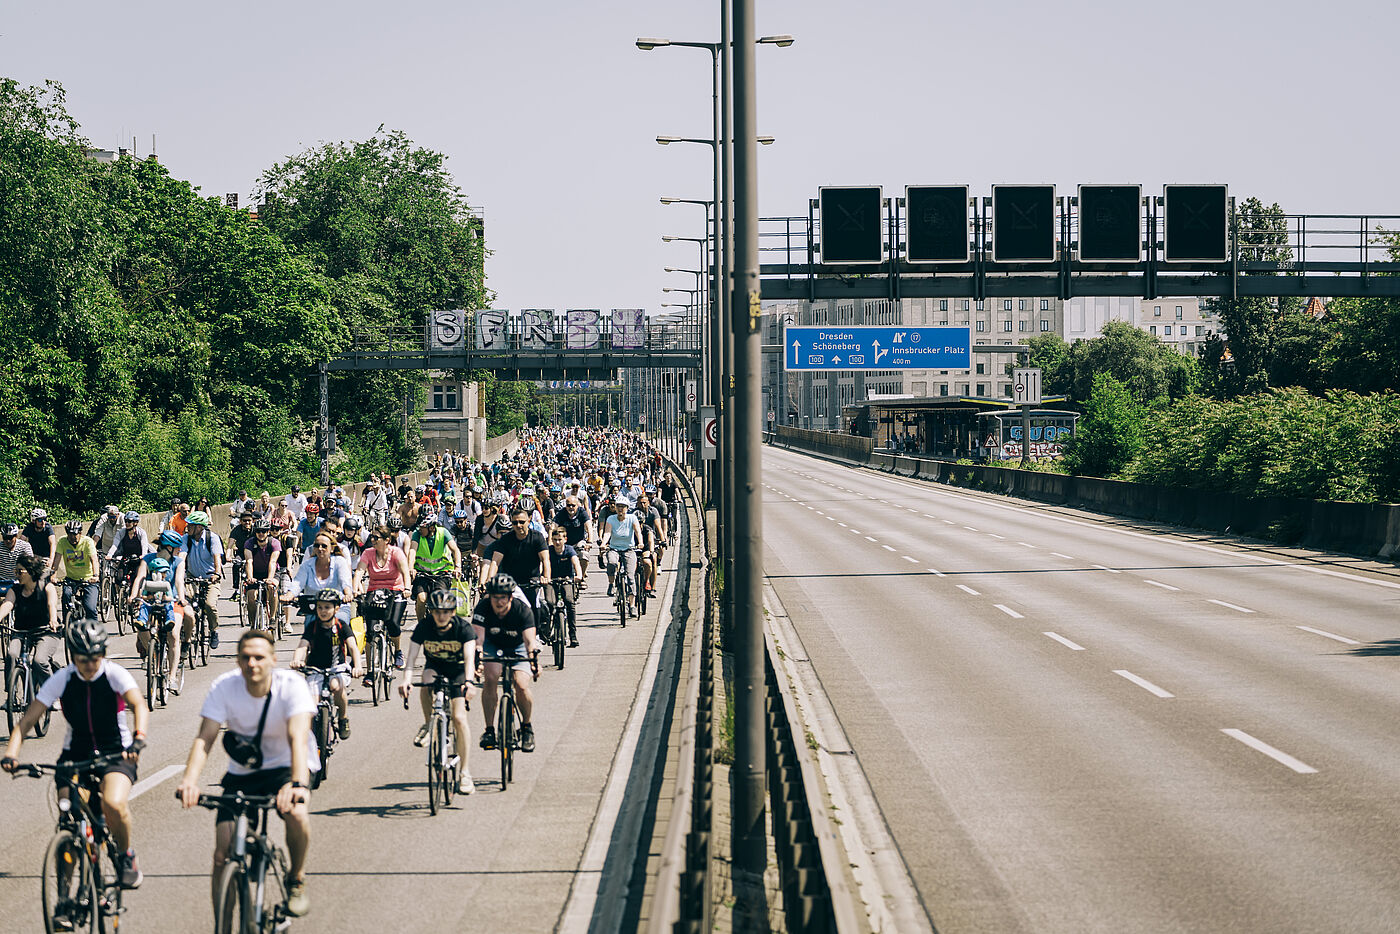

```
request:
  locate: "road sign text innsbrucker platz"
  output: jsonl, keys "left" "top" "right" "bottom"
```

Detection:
{"left": 783, "top": 326, "right": 971, "bottom": 371}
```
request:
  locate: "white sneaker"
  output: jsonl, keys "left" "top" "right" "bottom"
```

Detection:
{"left": 413, "top": 723, "right": 430, "bottom": 747}
{"left": 457, "top": 771, "right": 474, "bottom": 795}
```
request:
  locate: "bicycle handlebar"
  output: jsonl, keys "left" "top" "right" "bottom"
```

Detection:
{"left": 187, "top": 791, "right": 277, "bottom": 812}
{"left": 6, "top": 751, "right": 128, "bottom": 779}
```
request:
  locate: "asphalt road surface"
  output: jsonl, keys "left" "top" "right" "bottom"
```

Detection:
{"left": 0, "top": 545, "right": 677, "bottom": 934}
{"left": 763, "top": 445, "right": 1400, "bottom": 934}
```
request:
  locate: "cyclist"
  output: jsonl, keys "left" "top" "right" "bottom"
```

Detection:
{"left": 88, "top": 505, "right": 124, "bottom": 556}
{"left": 551, "top": 495, "right": 594, "bottom": 575}
{"left": 410, "top": 513, "right": 461, "bottom": 623}
{"left": 354, "top": 526, "right": 411, "bottom": 669}
{"left": 634, "top": 492, "right": 665, "bottom": 596}
{"left": 0, "top": 522, "right": 34, "bottom": 595}
{"left": 2, "top": 619, "right": 149, "bottom": 896}
{"left": 181, "top": 512, "right": 224, "bottom": 650}
{"left": 227, "top": 508, "right": 255, "bottom": 599}
{"left": 176, "top": 629, "right": 315, "bottom": 920}
{"left": 0, "top": 554, "right": 63, "bottom": 693}
{"left": 598, "top": 496, "right": 643, "bottom": 615}
{"left": 131, "top": 537, "right": 193, "bottom": 691}
{"left": 658, "top": 472, "right": 681, "bottom": 527}
{"left": 294, "top": 501, "right": 322, "bottom": 555}
{"left": 482, "top": 507, "right": 549, "bottom": 630}
{"left": 473, "top": 573, "right": 541, "bottom": 754}
{"left": 289, "top": 589, "right": 362, "bottom": 739}
{"left": 22, "top": 507, "right": 56, "bottom": 573}
{"left": 545, "top": 526, "right": 583, "bottom": 648}
{"left": 283, "top": 484, "right": 308, "bottom": 522}
{"left": 398, "top": 588, "right": 476, "bottom": 796}
{"left": 54, "top": 519, "right": 100, "bottom": 622}
{"left": 284, "top": 532, "right": 353, "bottom": 628}
{"left": 106, "top": 511, "right": 150, "bottom": 561}
{"left": 243, "top": 520, "right": 281, "bottom": 627}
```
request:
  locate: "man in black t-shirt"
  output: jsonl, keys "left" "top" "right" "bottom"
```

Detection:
{"left": 472, "top": 573, "right": 540, "bottom": 754}
{"left": 398, "top": 589, "right": 477, "bottom": 795}
{"left": 483, "top": 507, "right": 549, "bottom": 628}
{"left": 22, "top": 509, "right": 56, "bottom": 572}
{"left": 290, "top": 589, "right": 362, "bottom": 740}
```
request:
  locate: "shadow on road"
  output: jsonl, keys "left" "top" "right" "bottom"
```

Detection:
{"left": 1347, "top": 640, "right": 1400, "bottom": 656}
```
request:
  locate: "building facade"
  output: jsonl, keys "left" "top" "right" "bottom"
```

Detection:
{"left": 420, "top": 377, "right": 489, "bottom": 457}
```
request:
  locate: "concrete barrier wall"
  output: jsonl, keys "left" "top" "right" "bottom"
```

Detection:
{"left": 772, "top": 428, "right": 1400, "bottom": 561}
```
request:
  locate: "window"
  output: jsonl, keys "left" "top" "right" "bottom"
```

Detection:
{"left": 1149, "top": 325, "right": 1157, "bottom": 335}
{"left": 940, "top": 299, "right": 948, "bottom": 311}
{"left": 431, "top": 384, "right": 459, "bottom": 411}
{"left": 939, "top": 384, "right": 949, "bottom": 396}
{"left": 962, "top": 300, "right": 971, "bottom": 311}
{"left": 1175, "top": 305, "right": 1183, "bottom": 319}
{"left": 1003, "top": 300, "right": 1013, "bottom": 311}
{"left": 1164, "top": 325, "right": 1172, "bottom": 336}
{"left": 976, "top": 320, "right": 986, "bottom": 332}
{"left": 958, "top": 384, "right": 969, "bottom": 395}
{"left": 1003, "top": 320, "right": 1013, "bottom": 332}
{"left": 1196, "top": 325, "right": 1205, "bottom": 336}
{"left": 976, "top": 300, "right": 985, "bottom": 311}
{"left": 1040, "top": 299, "right": 1050, "bottom": 311}
{"left": 1019, "top": 320, "right": 1028, "bottom": 332}
{"left": 976, "top": 362, "right": 985, "bottom": 374}
{"left": 1003, "top": 384, "right": 1013, "bottom": 397}
{"left": 977, "top": 383, "right": 987, "bottom": 396}
{"left": 1018, "top": 299, "right": 1026, "bottom": 311}
{"left": 1154, "top": 305, "right": 1161, "bottom": 317}
{"left": 1040, "top": 320, "right": 1050, "bottom": 331}
{"left": 939, "top": 320, "right": 949, "bottom": 326}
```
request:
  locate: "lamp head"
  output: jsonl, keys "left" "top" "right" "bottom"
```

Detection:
{"left": 636, "top": 38, "right": 670, "bottom": 50}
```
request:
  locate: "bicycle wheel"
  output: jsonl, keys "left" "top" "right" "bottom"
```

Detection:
{"left": 426, "top": 720, "right": 441, "bottom": 816}
{"left": 636, "top": 569, "right": 648, "bottom": 617}
{"left": 438, "top": 718, "right": 453, "bottom": 807}
{"left": 553, "top": 610, "right": 566, "bottom": 670}
{"left": 112, "top": 590, "right": 127, "bottom": 637}
{"left": 616, "top": 580, "right": 627, "bottom": 628}
{"left": 238, "top": 592, "right": 249, "bottom": 629}
{"left": 199, "top": 604, "right": 211, "bottom": 666}
{"left": 42, "top": 828, "right": 97, "bottom": 934}
{"left": 212, "top": 860, "right": 249, "bottom": 934}
{"left": 7, "top": 662, "right": 24, "bottom": 733}
{"left": 499, "top": 692, "right": 515, "bottom": 788}
{"left": 313, "top": 708, "right": 331, "bottom": 788}
{"left": 144, "top": 638, "right": 157, "bottom": 709}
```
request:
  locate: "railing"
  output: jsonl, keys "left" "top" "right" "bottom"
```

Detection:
{"left": 339, "top": 313, "right": 704, "bottom": 357}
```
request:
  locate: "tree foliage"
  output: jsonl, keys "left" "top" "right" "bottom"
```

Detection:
{"left": 1060, "top": 374, "right": 1145, "bottom": 477}
{"left": 1021, "top": 323, "right": 1197, "bottom": 404}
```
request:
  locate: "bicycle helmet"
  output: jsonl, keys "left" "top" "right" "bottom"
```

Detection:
{"left": 187, "top": 511, "right": 209, "bottom": 527}
{"left": 64, "top": 519, "right": 83, "bottom": 533}
{"left": 314, "top": 588, "right": 342, "bottom": 605}
{"left": 30, "top": 507, "right": 47, "bottom": 520}
{"left": 66, "top": 618, "right": 109, "bottom": 657}
{"left": 147, "top": 557, "right": 171, "bottom": 575}
{"left": 253, "top": 519, "right": 272, "bottom": 533}
{"left": 345, "top": 516, "right": 363, "bottom": 531}
{"left": 123, "top": 511, "right": 141, "bottom": 523}
{"left": 1, "top": 523, "right": 18, "bottom": 538}
{"left": 419, "top": 512, "right": 438, "bottom": 526}
{"left": 483, "top": 573, "right": 516, "bottom": 597}
{"left": 105, "top": 505, "right": 119, "bottom": 516}
{"left": 471, "top": 485, "right": 484, "bottom": 495}
{"left": 614, "top": 495, "right": 630, "bottom": 506}
{"left": 305, "top": 502, "right": 321, "bottom": 515}
{"left": 425, "top": 589, "right": 459, "bottom": 612}
{"left": 386, "top": 516, "right": 402, "bottom": 531}
{"left": 157, "top": 530, "right": 183, "bottom": 549}
{"left": 453, "top": 509, "right": 469, "bottom": 520}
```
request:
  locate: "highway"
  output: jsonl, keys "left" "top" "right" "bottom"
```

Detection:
{"left": 762, "top": 444, "right": 1400, "bottom": 934}
{"left": 0, "top": 543, "right": 684, "bottom": 934}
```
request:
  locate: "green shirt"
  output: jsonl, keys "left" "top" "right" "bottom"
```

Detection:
{"left": 55, "top": 535, "right": 99, "bottom": 582}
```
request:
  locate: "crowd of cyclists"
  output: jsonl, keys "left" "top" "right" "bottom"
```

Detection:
{"left": 0, "top": 426, "right": 684, "bottom": 929}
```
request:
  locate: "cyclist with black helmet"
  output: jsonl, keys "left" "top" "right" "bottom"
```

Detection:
{"left": 482, "top": 506, "right": 549, "bottom": 632}
{"left": 106, "top": 511, "right": 151, "bottom": 561}
{"left": 243, "top": 519, "right": 282, "bottom": 627}
{"left": 54, "top": 518, "right": 101, "bottom": 621}
{"left": 2, "top": 618, "right": 150, "bottom": 895}
{"left": 290, "top": 589, "right": 362, "bottom": 739}
{"left": 473, "top": 573, "right": 541, "bottom": 754}
{"left": 398, "top": 587, "right": 477, "bottom": 795}
{"left": 22, "top": 507, "right": 56, "bottom": 573}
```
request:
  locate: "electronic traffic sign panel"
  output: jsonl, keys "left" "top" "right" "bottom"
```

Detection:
{"left": 783, "top": 326, "right": 971, "bottom": 371}
{"left": 905, "top": 185, "right": 970, "bottom": 263}
{"left": 991, "top": 185, "right": 1056, "bottom": 262}
{"left": 1078, "top": 185, "right": 1141, "bottom": 262}
{"left": 1164, "top": 184, "right": 1228, "bottom": 262}
{"left": 818, "top": 186, "right": 884, "bottom": 264}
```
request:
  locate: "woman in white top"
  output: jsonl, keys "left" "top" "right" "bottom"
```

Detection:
{"left": 282, "top": 532, "right": 354, "bottom": 627}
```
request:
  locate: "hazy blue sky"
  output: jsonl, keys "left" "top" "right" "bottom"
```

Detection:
{"left": 5, "top": 1, "right": 1397, "bottom": 312}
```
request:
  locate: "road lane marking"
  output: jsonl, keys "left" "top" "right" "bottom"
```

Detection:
{"left": 1297, "top": 626, "right": 1359, "bottom": 645}
{"left": 865, "top": 536, "right": 878, "bottom": 542}
{"left": 881, "top": 545, "right": 896, "bottom": 552}
{"left": 956, "top": 585, "right": 980, "bottom": 596}
{"left": 902, "top": 555, "right": 918, "bottom": 563}
{"left": 1051, "top": 552, "right": 1075, "bottom": 560}
{"left": 993, "top": 604, "right": 1024, "bottom": 619}
{"left": 130, "top": 764, "right": 184, "bottom": 800}
{"left": 923, "top": 514, "right": 936, "bottom": 519}
{"left": 1017, "top": 542, "right": 1036, "bottom": 549}
{"left": 838, "top": 522, "right": 847, "bottom": 527}
{"left": 927, "top": 568, "right": 945, "bottom": 577}
{"left": 1092, "top": 564, "right": 1122, "bottom": 574}
{"left": 1208, "top": 599, "right": 1254, "bottom": 613}
{"left": 1114, "top": 670, "right": 1174, "bottom": 698}
{"left": 1043, "top": 632, "right": 1085, "bottom": 650}
{"left": 988, "top": 533, "right": 1005, "bottom": 540}
{"left": 1143, "top": 579, "right": 1180, "bottom": 591}
{"left": 1222, "top": 729, "right": 1317, "bottom": 774}
{"left": 850, "top": 529, "right": 862, "bottom": 534}
{"left": 826, "top": 516, "right": 836, "bottom": 521}
{"left": 963, "top": 526, "right": 979, "bottom": 532}
{"left": 943, "top": 520, "right": 956, "bottom": 525}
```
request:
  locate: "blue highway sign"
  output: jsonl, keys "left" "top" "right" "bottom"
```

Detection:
{"left": 783, "top": 326, "right": 971, "bottom": 371}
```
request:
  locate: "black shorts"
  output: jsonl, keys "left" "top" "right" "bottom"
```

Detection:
{"left": 421, "top": 666, "right": 469, "bottom": 699}
{"left": 56, "top": 751, "right": 137, "bottom": 791}
{"left": 412, "top": 573, "right": 452, "bottom": 599}
{"left": 216, "top": 767, "right": 294, "bottom": 822}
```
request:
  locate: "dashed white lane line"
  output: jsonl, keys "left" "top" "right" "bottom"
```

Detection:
{"left": 927, "top": 568, "right": 945, "bottom": 577}
{"left": 826, "top": 516, "right": 837, "bottom": 521}
{"left": 130, "top": 764, "right": 184, "bottom": 800}
{"left": 1043, "top": 632, "right": 1085, "bottom": 650}
{"left": 902, "top": 556, "right": 918, "bottom": 563}
{"left": 1051, "top": 552, "right": 1075, "bottom": 560}
{"left": 850, "top": 529, "right": 862, "bottom": 534}
{"left": 963, "top": 526, "right": 979, "bottom": 532}
{"left": 943, "top": 520, "right": 956, "bottom": 525}
{"left": 1017, "top": 542, "right": 1036, "bottom": 549}
{"left": 923, "top": 514, "right": 936, "bottom": 519}
{"left": 1092, "top": 564, "right": 1121, "bottom": 574}
{"left": 1114, "top": 670, "right": 1175, "bottom": 698}
{"left": 1208, "top": 599, "right": 1254, "bottom": 614}
{"left": 956, "top": 585, "right": 980, "bottom": 596}
{"left": 865, "top": 536, "right": 878, "bottom": 542}
{"left": 1143, "top": 579, "right": 1180, "bottom": 591}
{"left": 881, "top": 545, "right": 896, "bottom": 552}
{"left": 988, "top": 533, "right": 1005, "bottom": 540}
{"left": 1222, "top": 729, "right": 1318, "bottom": 774}
{"left": 838, "top": 522, "right": 848, "bottom": 528}
{"left": 1297, "top": 626, "right": 1360, "bottom": 645}
{"left": 993, "top": 604, "right": 1024, "bottom": 619}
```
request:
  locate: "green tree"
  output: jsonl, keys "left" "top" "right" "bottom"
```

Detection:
{"left": 1063, "top": 321, "right": 1198, "bottom": 404}
{"left": 1061, "top": 374, "right": 1145, "bottom": 477}
{"left": 1019, "top": 334, "right": 1072, "bottom": 396}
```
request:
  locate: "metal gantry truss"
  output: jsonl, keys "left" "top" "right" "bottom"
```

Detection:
{"left": 758, "top": 205, "right": 1400, "bottom": 301}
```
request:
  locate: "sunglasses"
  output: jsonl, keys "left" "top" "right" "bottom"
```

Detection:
{"left": 313, "top": 543, "right": 330, "bottom": 550}
{"left": 513, "top": 520, "right": 529, "bottom": 527}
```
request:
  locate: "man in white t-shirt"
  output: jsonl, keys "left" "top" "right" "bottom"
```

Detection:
{"left": 283, "top": 486, "right": 308, "bottom": 523}
{"left": 177, "top": 629, "right": 316, "bottom": 919}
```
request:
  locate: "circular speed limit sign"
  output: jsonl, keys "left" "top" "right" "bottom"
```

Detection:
{"left": 704, "top": 418, "right": 719, "bottom": 446}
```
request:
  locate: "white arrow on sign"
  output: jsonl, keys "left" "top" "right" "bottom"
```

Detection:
{"left": 790, "top": 338, "right": 800, "bottom": 366}
{"left": 832, "top": 355, "right": 842, "bottom": 365}
{"left": 872, "top": 339, "right": 889, "bottom": 365}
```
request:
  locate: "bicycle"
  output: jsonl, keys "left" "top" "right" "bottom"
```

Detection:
{"left": 484, "top": 650, "right": 539, "bottom": 790}
{"left": 134, "top": 586, "right": 180, "bottom": 708}
{"left": 635, "top": 554, "right": 650, "bottom": 618}
{"left": 60, "top": 580, "right": 90, "bottom": 631}
{"left": 10, "top": 752, "right": 130, "bottom": 934}
{"left": 608, "top": 547, "right": 635, "bottom": 628}
{"left": 97, "top": 558, "right": 117, "bottom": 631}
{"left": 190, "top": 791, "right": 293, "bottom": 934}
{"left": 299, "top": 666, "right": 340, "bottom": 790}
{"left": 540, "top": 578, "right": 577, "bottom": 670}
{"left": 4, "top": 627, "right": 53, "bottom": 737}
{"left": 405, "top": 674, "right": 464, "bottom": 815}
{"left": 357, "top": 591, "right": 402, "bottom": 707}
{"left": 186, "top": 577, "right": 217, "bottom": 668}
{"left": 242, "top": 579, "right": 272, "bottom": 633}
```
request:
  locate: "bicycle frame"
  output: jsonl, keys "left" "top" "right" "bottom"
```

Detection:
{"left": 194, "top": 792, "right": 290, "bottom": 934}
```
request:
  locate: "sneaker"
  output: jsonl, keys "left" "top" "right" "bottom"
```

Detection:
{"left": 52, "top": 908, "right": 75, "bottom": 933}
{"left": 413, "top": 723, "right": 430, "bottom": 747}
{"left": 479, "top": 727, "right": 497, "bottom": 750}
{"left": 520, "top": 724, "right": 536, "bottom": 753}
{"left": 209, "top": 629, "right": 220, "bottom": 650}
{"left": 569, "top": 640, "right": 579, "bottom": 649}
{"left": 393, "top": 650, "right": 405, "bottom": 669}
{"left": 457, "top": 771, "right": 474, "bottom": 795}
{"left": 337, "top": 716, "right": 350, "bottom": 740}
{"left": 118, "top": 850, "right": 143, "bottom": 890}
{"left": 285, "top": 874, "right": 309, "bottom": 917}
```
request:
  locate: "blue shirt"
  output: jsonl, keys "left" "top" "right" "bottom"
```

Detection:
{"left": 296, "top": 518, "right": 323, "bottom": 550}
{"left": 179, "top": 531, "right": 224, "bottom": 578}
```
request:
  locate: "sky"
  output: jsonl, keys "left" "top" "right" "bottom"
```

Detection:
{"left": 5, "top": 0, "right": 1398, "bottom": 314}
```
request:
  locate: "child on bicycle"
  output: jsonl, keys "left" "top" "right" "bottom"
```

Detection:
{"left": 289, "top": 589, "right": 362, "bottom": 740}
